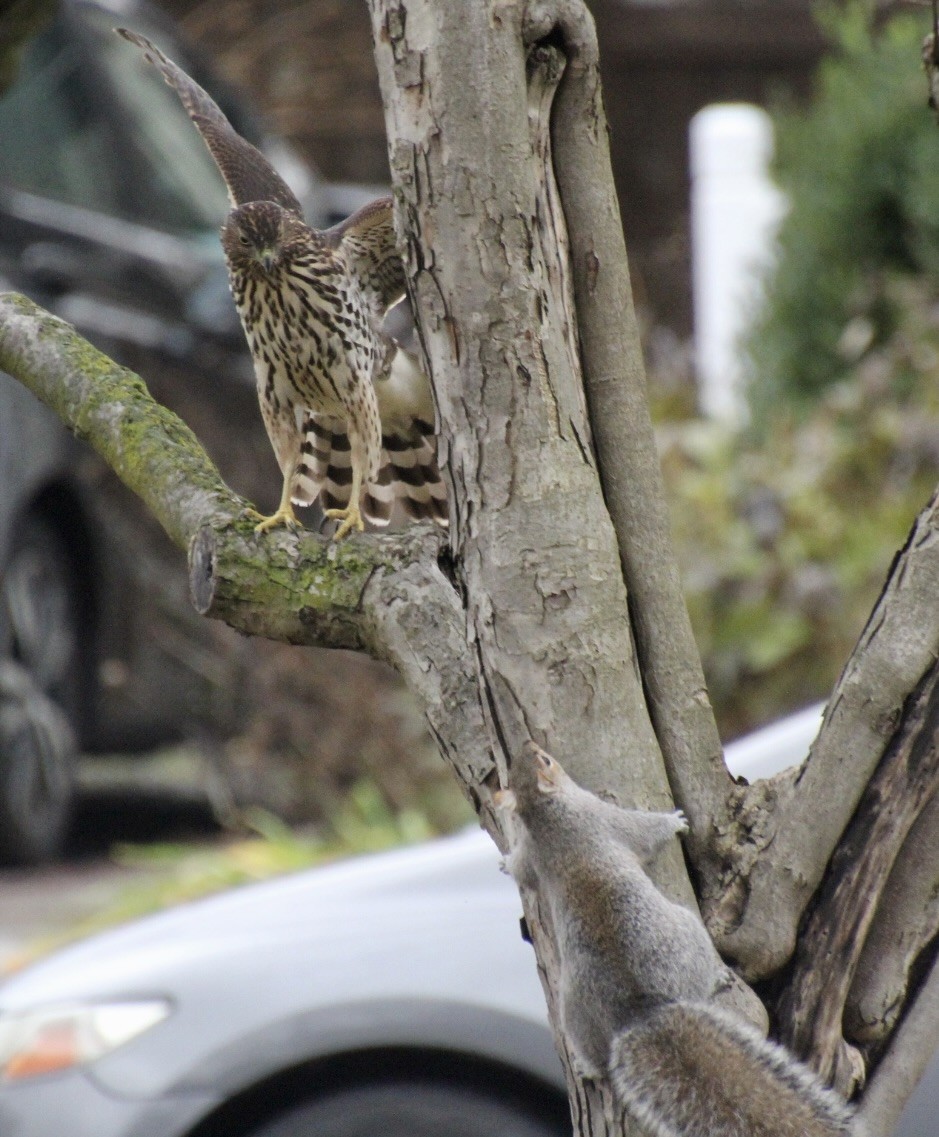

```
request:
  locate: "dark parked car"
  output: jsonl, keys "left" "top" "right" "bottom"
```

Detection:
{"left": 0, "top": 707, "right": 935, "bottom": 1137}
{"left": 0, "top": 0, "right": 361, "bottom": 864}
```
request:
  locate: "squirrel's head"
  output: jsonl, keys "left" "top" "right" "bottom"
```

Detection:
{"left": 503, "top": 741, "right": 569, "bottom": 815}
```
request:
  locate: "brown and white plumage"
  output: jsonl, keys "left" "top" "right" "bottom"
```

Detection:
{"left": 116, "top": 28, "right": 447, "bottom": 537}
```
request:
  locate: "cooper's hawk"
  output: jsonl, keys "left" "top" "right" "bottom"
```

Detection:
{"left": 117, "top": 29, "right": 447, "bottom": 539}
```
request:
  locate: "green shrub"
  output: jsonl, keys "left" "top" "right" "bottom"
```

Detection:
{"left": 665, "top": 276, "right": 939, "bottom": 737}
{"left": 675, "top": 2, "right": 939, "bottom": 736}
{"left": 745, "top": 5, "right": 939, "bottom": 422}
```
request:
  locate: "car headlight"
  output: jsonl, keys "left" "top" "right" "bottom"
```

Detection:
{"left": 0, "top": 1000, "right": 171, "bottom": 1081}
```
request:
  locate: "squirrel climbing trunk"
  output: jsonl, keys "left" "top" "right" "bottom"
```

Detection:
{"left": 499, "top": 742, "right": 854, "bottom": 1137}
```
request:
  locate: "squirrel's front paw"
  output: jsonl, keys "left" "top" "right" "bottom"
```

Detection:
{"left": 568, "top": 1050, "right": 603, "bottom": 1085}
{"left": 500, "top": 848, "right": 522, "bottom": 879}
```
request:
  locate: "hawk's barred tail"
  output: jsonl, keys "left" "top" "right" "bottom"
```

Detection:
{"left": 383, "top": 423, "right": 448, "bottom": 526}
{"left": 292, "top": 419, "right": 447, "bottom": 529}
{"left": 292, "top": 420, "right": 384, "bottom": 522}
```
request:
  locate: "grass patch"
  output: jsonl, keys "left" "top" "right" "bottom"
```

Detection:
{"left": 8, "top": 781, "right": 437, "bottom": 970}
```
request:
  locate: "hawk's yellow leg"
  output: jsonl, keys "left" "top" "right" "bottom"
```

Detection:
{"left": 246, "top": 472, "right": 302, "bottom": 533}
{"left": 324, "top": 446, "right": 365, "bottom": 541}
{"left": 324, "top": 501, "right": 365, "bottom": 541}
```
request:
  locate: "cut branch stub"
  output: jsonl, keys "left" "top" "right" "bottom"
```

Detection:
{"left": 191, "top": 517, "right": 498, "bottom": 806}
{"left": 188, "top": 520, "right": 437, "bottom": 650}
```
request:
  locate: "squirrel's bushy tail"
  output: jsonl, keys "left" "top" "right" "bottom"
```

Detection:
{"left": 609, "top": 1002, "right": 854, "bottom": 1137}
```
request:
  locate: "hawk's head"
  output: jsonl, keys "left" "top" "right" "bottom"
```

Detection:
{"left": 221, "top": 201, "right": 310, "bottom": 276}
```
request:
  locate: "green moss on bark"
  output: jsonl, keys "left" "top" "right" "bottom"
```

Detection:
{"left": 0, "top": 293, "right": 443, "bottom": 650}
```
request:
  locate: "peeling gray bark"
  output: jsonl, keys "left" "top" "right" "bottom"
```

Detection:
{"left": 713, "top": 492, "right": 939, "bottom": 975}
{"left": 374, "top": 1, "right": 662, "bottom": 804}
{"left": 2, "top": 1, "right": 939, "bottom": 1132}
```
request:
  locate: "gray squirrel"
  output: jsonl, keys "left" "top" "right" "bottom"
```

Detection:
{"left": 498, "top": 741, "right": 854, "bottom": 1137}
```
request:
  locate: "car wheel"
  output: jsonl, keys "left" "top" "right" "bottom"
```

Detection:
{"left": 247, "top": 1081, "right": 563, "bottom": 1137}
{"left": 0, "top": 660, "right": 76, "bottom": 865}
{"left": 1, "top": 510, "right": 86, "bottom": 723}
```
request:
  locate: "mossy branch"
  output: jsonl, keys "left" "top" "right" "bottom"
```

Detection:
{"left": 0, "top": 292, "right": 235, "bottom": 551}
{"left": 0, "top": 292, "right": 430, "bottom": 626}
{"left": 0, "top": 293, "right": 493, "bottom": 797}
{"left": 0, "top": 292, "right": 429, "bottom": 645}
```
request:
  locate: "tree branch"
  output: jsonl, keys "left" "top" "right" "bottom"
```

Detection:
{"left": 777, "top": 654, "right": 939, "bottom": 1094}
{"left": 856, "top": 952, "right": 939, "bottom": 1137}
{"left": 368, "top": 0, "right": 672, "bottom": 817}
{"left": 538, "top": 0, "right": 732, "bottom": 867}
{"left": 846, "top": 790, "right": 939, "bottom": 1052}
{"left": 0, "top": 292, "right": 234, "bottom": 549}
{"left": 713, "top": 489, "right": 939, "bottom": 974}
{"left": 0, "top": 292, "right": 495, "bottom": 805}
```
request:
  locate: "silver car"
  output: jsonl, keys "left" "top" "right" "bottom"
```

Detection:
{"left": 0, "top": 707, "right": 935, "bottom": 1136}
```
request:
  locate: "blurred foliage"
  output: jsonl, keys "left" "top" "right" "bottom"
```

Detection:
{"left": 217, "top": 643, "right": 471, "bottom": 836}
{"left": 661, "top": 270, "right": 939, "bottom": 738}
{"left": 671, "top": 1, "right": 939, "bottom": 737}
{"left": 744, "top": 3, "right": 939, "bottom": 423}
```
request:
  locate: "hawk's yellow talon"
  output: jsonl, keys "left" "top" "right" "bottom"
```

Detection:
{"left": 324, "top": 503, "right": 365, "bottom": 541}
{"left": 249, "top": 504, "right": 302, "bottom": 534}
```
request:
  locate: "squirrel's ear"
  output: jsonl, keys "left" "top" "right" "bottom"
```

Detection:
{"left": 522, "top": 739, "right": 555, "bottom": 764}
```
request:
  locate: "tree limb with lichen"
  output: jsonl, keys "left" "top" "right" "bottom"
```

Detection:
{"left": 0, "top": 291, "right": 493, "bottom": 804}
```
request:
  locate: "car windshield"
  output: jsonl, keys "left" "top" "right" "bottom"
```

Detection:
{"left": 0, "top": 3, "right": 230, "bottom": 235}
{"left": 80, "top": 4, "right": 230, "bottom": 232}
{"left": 0, "top": 20, "right": 124, "bottom": 216}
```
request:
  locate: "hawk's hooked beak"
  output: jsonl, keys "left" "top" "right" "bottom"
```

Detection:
{"left": 255, "top": 247, "right": 277, "bottom": 273}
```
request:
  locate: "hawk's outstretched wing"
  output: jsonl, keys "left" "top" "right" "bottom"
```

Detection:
{"left": 115, "top": 28, "right": 303, "bottom": 217}
{"left": 326, "top": 197, "right": 407, "bottom": 320}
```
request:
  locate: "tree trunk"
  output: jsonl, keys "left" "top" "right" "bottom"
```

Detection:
{"left": 1, "top": 1, "right": 938, "bottom": 1134}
